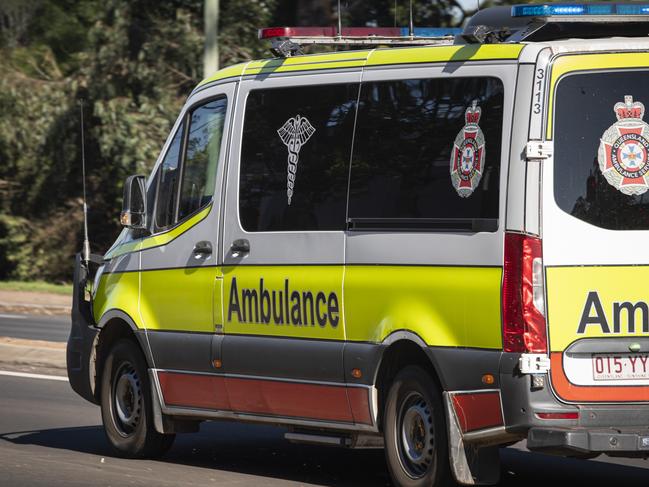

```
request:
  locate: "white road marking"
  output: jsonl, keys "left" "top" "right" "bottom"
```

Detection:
{"left": 0, "top": 314, "right": 27, "bottom": 319}
{"left": 0, "top": 370, "right": 68, "bottom": 382}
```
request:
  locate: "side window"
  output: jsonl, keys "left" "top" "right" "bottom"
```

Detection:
{"left": 154, "top": 124, "right": 184, "bottom": 231}
{"left": 239, "top": 83, "right": 358, "bottom": 232}
{"left": 152, "top": 97, "right": 228, "bottom": 233}
{"left": 178, "top": 97, "right": 228, "bottom": 220}
{"left": 348, "top": 77, "right": 504, "bottom": 231}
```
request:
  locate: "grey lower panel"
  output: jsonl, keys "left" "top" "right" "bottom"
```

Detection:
{"left": 135, "top": 329, "right": 155, "bottom": 367}
{"left": 344, "top": 342, "right": 504, "bottom": 391}
{"left": 499, "top": 352, "right": 577, "bottom": 434}
{"left": 499, "top": 352, "right": 649, "bottom": 435}
{"left": 343, "top": 342, "right": 385, "bottom": 386}
{"left": 146, "top": 330, "right": 217, "bottom": 373}
{"left": 147, "top": 330, "right": 503, "bottom": 393}
{"left": 428, "top": 347, "right": 502, "bottom": 391}
{"left": 147, "top": 331, "right": 377, "bottom": 384}
{"left": 528, "top": 427, "right": 649, "bottom": 455}
{"left": 222, "top": 334, "right": 345, "bottom": 383}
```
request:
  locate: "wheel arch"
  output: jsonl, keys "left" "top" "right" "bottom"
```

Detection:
{"left": 373, "top": 331, "right": 446, "bottom": 430}
{"left": 94, "top": 309, "right": 152, "bottom": 402}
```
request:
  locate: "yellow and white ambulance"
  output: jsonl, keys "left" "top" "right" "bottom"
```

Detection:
{"left": 67, "top": 4, "right": 649, "bottom": 486}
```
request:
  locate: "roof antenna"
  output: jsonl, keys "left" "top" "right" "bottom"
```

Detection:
{"left": 79, "top": 99, "right": 91, "bottom": 265}
{"left": 409, "top": 0, "right": 414, "bottom": 38}
{"left": 477, "top": 0, "right": 480, "bottom": 11}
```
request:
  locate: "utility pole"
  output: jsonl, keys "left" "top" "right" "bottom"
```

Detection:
{"left": 204, "top": 0, "right": 219, "bottom": 77}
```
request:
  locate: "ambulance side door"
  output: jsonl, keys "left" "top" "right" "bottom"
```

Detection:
{"left": 140, "top": 82, "right": 235, "bottom": 385}
{"left": 220, "top": 73, "right": 359, "bottom": 425}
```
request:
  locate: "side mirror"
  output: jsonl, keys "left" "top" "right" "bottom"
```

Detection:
{"left": 120, "top": 175, "right": 147, "bottom": 229}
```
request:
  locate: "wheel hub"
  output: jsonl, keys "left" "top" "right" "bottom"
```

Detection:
{"left": 398, "top": 393, "right": 435, "bottom": 478}
{"left": 113, "top": 364, "right": 142, "bottom": 435}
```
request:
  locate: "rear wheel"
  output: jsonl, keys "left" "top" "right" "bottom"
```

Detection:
{"left": 100, "top": 339, "right": 175, "bottom": 457}
{"left": 384, "top": 366, "right": 452, "bottom": 487}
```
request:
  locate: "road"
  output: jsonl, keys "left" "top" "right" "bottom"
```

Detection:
{"left": 0, "top": 313, "right": 69, "bottom": 342}
{"left": 0, "top": 314, "right": 648, "bottom": 486}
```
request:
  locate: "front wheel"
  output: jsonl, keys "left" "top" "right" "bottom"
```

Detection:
{"left": 383, "top": 366, "right": 452, "bottom": 487}
{"left": 100, "top": 339, "right": 175, "bottom": 458}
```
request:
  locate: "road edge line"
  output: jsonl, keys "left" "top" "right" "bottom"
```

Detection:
{"left": 0, "top": 370, "right": 68, "bottom": 382}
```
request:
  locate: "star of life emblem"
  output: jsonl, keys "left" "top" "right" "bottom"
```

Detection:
{"left": 277, "top": 115, "right": 316, "bottom": 205}
{"left": 598, "top": 95, "right": 649, "bottom": 196}
{"left": 450, "top": 100, "right": 486, "bottom": 198}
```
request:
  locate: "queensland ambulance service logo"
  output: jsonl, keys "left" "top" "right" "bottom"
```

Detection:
{"left": 450, "top": 100, "right": 485, "bottom": 198}
{"left": 598, "top": 95, "right": 649, "bottom": 196}
{"left": 277, "top": 115, "right": 316, "bottom": 205}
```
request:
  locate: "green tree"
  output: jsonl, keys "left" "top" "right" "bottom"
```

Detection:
{"left": 1, "top": 0, "right": 540, "bottom": 282}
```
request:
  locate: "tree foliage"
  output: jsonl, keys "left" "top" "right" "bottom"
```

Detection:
{"left": 0, "top": 0, "right": 485, "bottom": 282}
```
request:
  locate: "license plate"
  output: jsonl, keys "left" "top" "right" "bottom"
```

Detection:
{"left": 592, "top": 353, "right": 649, "bottom": 381}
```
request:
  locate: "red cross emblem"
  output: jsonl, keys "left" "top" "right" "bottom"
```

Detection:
{"left": 450, "top": 101, "right": 486, "bottom": 198}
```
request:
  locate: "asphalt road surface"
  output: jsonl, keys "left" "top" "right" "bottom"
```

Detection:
{"left": 1, "top": 374, "right": 648, "bottom": 487}
{"left": 0, "top": 315, "right": 648, "bottom": 485}
{"left": 0, "top": 313, "right": 69, "bottom": 342}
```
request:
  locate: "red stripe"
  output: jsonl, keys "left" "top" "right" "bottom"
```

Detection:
{"left": 226, "top": 377, "right": 354, "bottom": 422}
{"left": 451, "top": 391, "right": 503, "bottom": 433}
{"left": 158, "top": 372, "right": 230, "bottom": 410}
{"left": 550, "top": 352, "right": 649, "bottom": 403}
{"left": 157, "top": 371, "right": 373, "bottom": 424}
{"left": 348, "top": 387, "right": 373, "bottom": 425}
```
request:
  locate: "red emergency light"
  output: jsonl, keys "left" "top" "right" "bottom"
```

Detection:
{"left": 260, "top": 26, "right": 407, "bottom": 39}
{"left": 259, "top": 26, "right": 460, "bottom": 40}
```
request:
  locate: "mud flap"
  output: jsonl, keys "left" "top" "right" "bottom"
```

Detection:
{"left": 148, "top": 369, "right": 200, "bottom": 434}
{"left": 66, "top": 253, "right": 100, "bottom": 405}
{"left": 444, "top": 392, "right": 501, "bottom": 485}
{"left": 149, "top": 369, "right": 167, "bottom": 434}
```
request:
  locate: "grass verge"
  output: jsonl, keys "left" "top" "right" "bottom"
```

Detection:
{"left": 0, "top": 280, "right": 73, "bottom": 295}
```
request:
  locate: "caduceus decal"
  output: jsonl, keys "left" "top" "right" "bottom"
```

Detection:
{"left": 277, "top": 115, "right": 316, "bottom": 205}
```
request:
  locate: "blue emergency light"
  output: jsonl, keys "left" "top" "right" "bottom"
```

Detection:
{"left": 399, "top": 27, "right": 463, "bottom": 37}
{"left": 512, "top": 3, "right": 649, "bottom": 17}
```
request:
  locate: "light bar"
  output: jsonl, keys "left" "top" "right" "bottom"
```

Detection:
{"left": 512, "top": 3, "right": 649, "bottom": 17}
{"left": 259, "top": 26, "right": 461, "bottom": 40}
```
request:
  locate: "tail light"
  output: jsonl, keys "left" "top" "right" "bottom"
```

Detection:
{"left": 502, "top": 233, "right": 547, "bottom": 353}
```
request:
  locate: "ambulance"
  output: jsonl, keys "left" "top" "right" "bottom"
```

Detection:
{"left": 67, "top": 4, "right": 649, "bottom": 486}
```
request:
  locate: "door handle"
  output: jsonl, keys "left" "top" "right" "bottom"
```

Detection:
{"left": 193, "top": 241, "right": 213, "bottom": 257}
{"left": 231, "top": 238, "right": 250, "bottom": 256}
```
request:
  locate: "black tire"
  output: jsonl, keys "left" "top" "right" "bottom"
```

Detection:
{"left": 100, "top": 339, "right": 175, "bottom": 458}
{"left": 383, "top": 366, "right": 452, "bottom": 487}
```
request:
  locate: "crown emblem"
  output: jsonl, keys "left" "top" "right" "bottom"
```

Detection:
{"left": 465, "top": 100, "right": 482, "bottom": 124}
{"left": 614, "top": 95, "right": 645, "bottom": 121}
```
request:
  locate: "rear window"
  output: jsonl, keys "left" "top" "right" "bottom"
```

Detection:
{"left": 554, "top": 70, "right": 649, "bottom": 230}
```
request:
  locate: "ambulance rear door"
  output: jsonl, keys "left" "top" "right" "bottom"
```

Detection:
{"left": 542, "top": 51, "right": 649, "bottom": 404}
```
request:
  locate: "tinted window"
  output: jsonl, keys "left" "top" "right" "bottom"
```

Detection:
{"left": 154, "top": 124, "right": 183, "bottom": 231}
{"left": 239, "top": 84, "right": 358, "bottom": 232}
{"left": 178, "top": 98, "right": 227, "bottom": 220}
{"left": 348, "top": 77, "right": 504, "bottom": 231}
{"left": 554, "top": 71, "right": 649, "bottom": 230}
